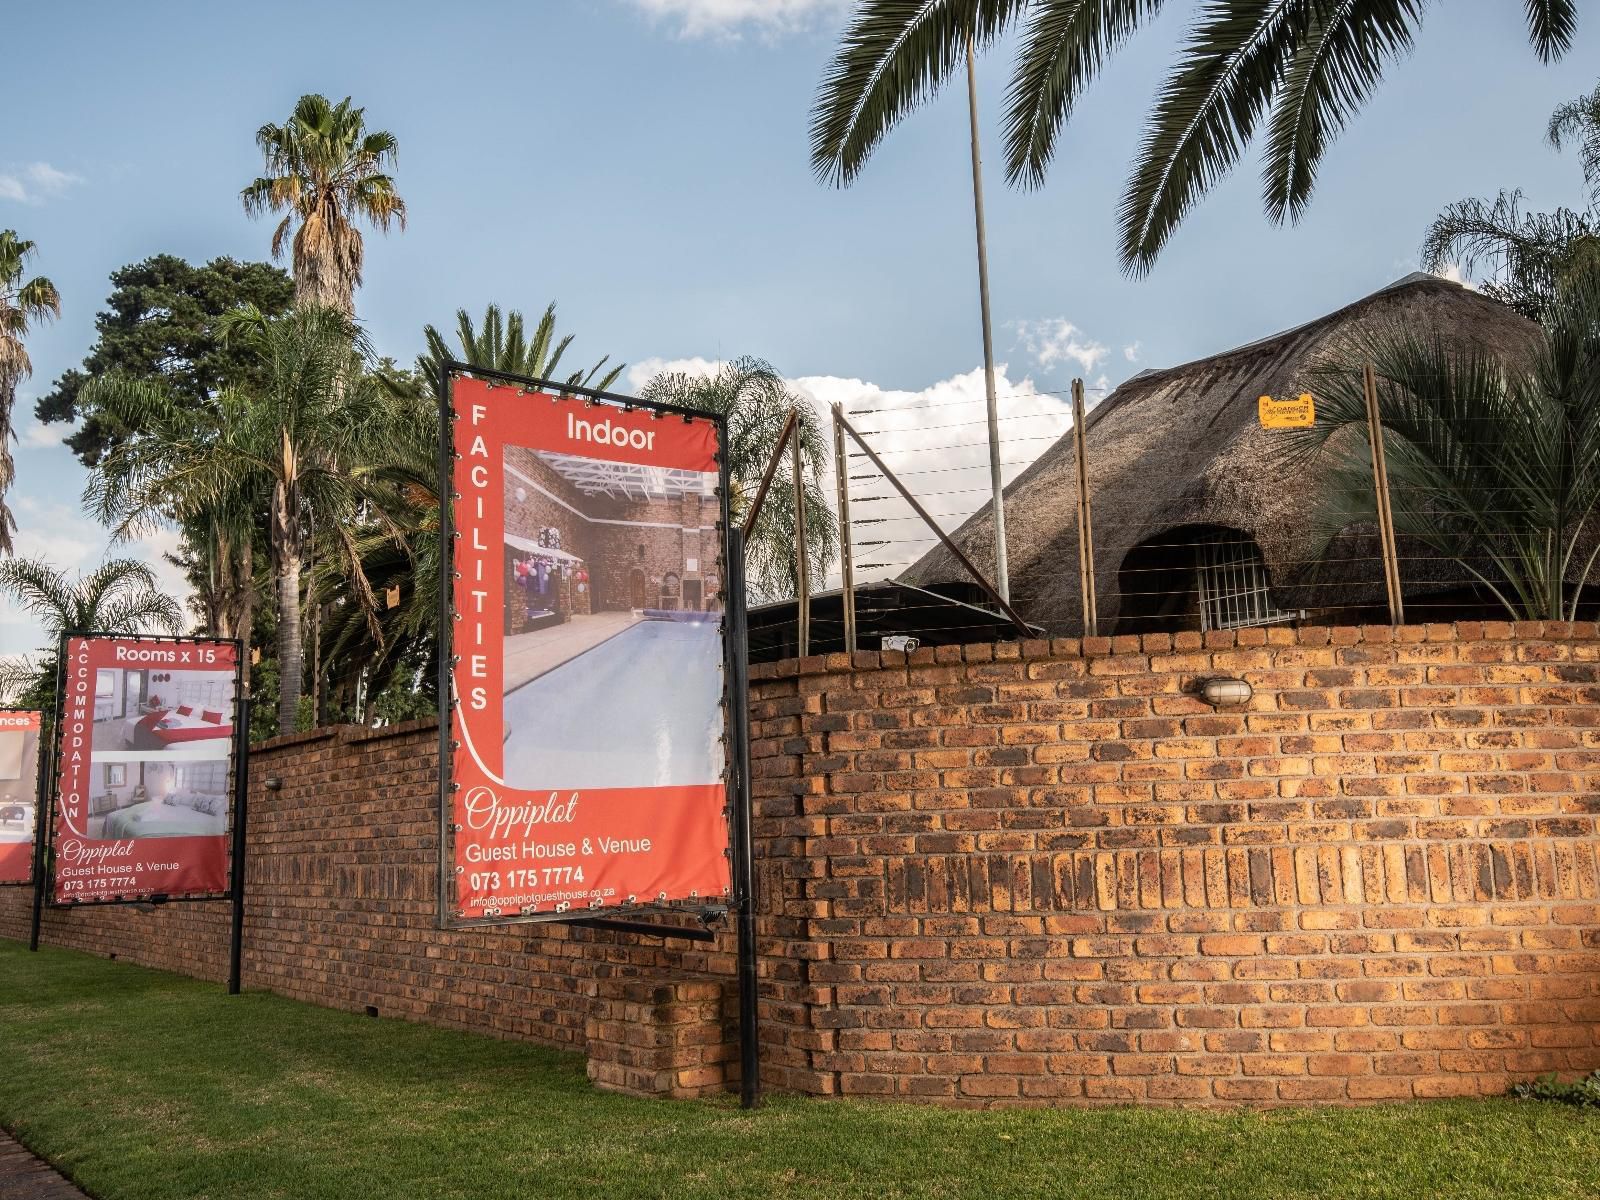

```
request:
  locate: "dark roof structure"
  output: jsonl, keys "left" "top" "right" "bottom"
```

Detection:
{"left": 747, "top": 582, "right": 1040, "bottom": 664}
{"left": 899, "top": 275, "right": 1542, "bottom": 635}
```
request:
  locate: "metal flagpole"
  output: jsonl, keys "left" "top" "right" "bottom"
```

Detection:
{"left": 227, "top": 697, "right": 252, "bottom": 995}
{"left": 966, "top": 28, "right": 1009, "bottom": 603}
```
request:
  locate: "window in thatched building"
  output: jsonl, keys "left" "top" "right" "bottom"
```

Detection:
{"left": 1197, "top": 537, "right": 1291, "bottom": 631}
{"left": 1116, "top": 525, "right": 1300, "bottom": 635}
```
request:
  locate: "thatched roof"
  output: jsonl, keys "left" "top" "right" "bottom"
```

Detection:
{"left": 899, "top": 274, "right": 1542, "bottom": 635}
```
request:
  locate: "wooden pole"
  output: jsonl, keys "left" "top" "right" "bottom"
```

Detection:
{"left": 1363, "top": 363, "right": 1405, "bottom": 624}
{"left": 965, "top": 29, "right": 1009, "bottom": 603}
{"left": 1071, "top": 379, "right": 1099, "bottom": 638}
{"left": 741, "top": 409, "right": 799, "bottom": 542}
{"left": 792, "top": 429, "right": 810, "bottom": 657}
{"left": 832, "top": 404, "right": 857, "bottom": 654}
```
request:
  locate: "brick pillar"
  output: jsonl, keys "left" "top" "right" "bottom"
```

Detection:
{"left": 583, "top": 971, "right": 738, "bottom": 1099}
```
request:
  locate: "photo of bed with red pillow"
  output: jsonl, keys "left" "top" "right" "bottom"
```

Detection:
{"left": 130, "top": 705, "right": 232, "bottom": 751}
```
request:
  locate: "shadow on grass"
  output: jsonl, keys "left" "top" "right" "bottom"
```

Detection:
{"left": 1, "top": 942, "right": 1595, "bottom": 1200}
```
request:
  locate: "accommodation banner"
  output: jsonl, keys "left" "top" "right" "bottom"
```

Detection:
{"left": 0, "top": 709, "right": 43, "bottom": 885}
{"left": 51, "top": 635, "right": 241, "bottom": 904}
{"left": 445, "top": 374, "right": 733, "bottom": 924}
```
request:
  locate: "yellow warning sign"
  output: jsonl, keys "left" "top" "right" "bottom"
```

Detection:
{"left": 1259, "top": 393, "right": 1315, "bottom": 429}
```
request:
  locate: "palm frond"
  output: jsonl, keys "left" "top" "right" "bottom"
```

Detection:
{"left": 1521, "top": 0, "right": 1576, "bottom": 63}
{"left": 1117, "top": 0, "right": 1297, "bottom": 274}
{"left": 1003, "top": 0, "right": 1164, "bottom": 188}
{"left": 810, "top": 0, "right": 1029, "bottom": 188}
{"left": 1260, "top": 0, "right": 1422, "bottom": 226}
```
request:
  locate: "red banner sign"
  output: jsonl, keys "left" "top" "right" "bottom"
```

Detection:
{"left": 446, "top": 375, "right": 733, "bottom": 923}
{"left": 52, "top": 636, "right": 240, "bottom": 904}
{"left": 0, "top": 709, "right": 43, "bottom": 885}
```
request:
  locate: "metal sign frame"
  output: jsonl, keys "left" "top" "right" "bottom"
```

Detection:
{"left": 435, "top": 362, "right": 751, "bottom": 934}
{"left": 41, "top": 631, "right": 247, "bottom": 910}
{"left": 0, "top": 706, "right": 47, "bottom": 888}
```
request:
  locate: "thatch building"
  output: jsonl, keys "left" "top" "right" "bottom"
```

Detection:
{"left": 900, "top": 274, "right": 1542, "bottom": 636}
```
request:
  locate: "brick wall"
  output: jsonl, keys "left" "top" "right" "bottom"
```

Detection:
{"left": 0, "top": 720, "right": 731, "bottom": 1052}
{"left": 5, "top": 622, "right": 1599, "bottom": 1106}
{"left": 747, "top": 622, "right": 1600, "bottom": 1104}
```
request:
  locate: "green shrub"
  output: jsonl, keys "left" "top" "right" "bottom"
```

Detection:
{"left": 1511, "top": 1071, "right": 1600, "bottom": 1107}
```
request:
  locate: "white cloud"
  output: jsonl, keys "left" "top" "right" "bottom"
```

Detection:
{"left": 0, "top": 500, "right": 194, "bottom": 657}
{"left": 624, "top": 356, "right": 724, "bottom": 392}
{"left": 789, "top": 366, "right": 1074, "bottom": 586}
{"left": 17, "top": 419, "right": 64, "bottom": 449}
{"left": 1012, "top": 318, "right": 1109, "bottom": 375}
{"left": 0, "top": 161, "right": 82, "bottom": 205}
{"left": 1123, "top": 342, "right": 1141, "bottom": 363}
{"left": 624, "top": 0, "right": 846, "bottom": 38}
{"left": 1432, "top": 262, "right": 1478, "bottom": 290}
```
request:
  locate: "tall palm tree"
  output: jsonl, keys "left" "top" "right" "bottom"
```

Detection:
{"left": 641, "top": 357, "right": 837, "bottom": 602}
{"left": 0, "top": 557, "right": 182, "bottom": 705}
{"left": 811, "top": 1, "right": 1578, "bottom": 274}
{"left": 419, "top": 302, "right": 624, "bottom": 400}
{"left": 0, "top": 231, "right": 61, "bottom": 553}
{"left": 81, "top": 305, "right": 383, "bottom": 734}
{"left": 1292, "top": 265, "right": 1600, "bottom": 622}
{"left": 1424, "top": 79, "right": 1600, "bottom": 320}
{"left": 242, "top": 94, "right": 405, "bottom": 314}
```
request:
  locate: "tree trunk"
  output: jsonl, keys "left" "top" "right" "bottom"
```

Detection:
{"left": 276, "top": 550, "right": 302, "bottom": 736}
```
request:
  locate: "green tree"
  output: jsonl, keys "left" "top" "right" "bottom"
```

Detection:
{"left": 34, "top": 255, "right": 293, "bottom": 466}
{"left": 640, "top": 357, "right": 837, "bottom": 602}
{"left": 0, "top": 557, "right": 182, "bottom": 706}
{"left": 81, "top": 305, "right": 385, "bottom": 734}
{"left": 0, "top": 231, "right": 61, "bottom": 554}
{"left": 242, "top": 94, "right": 405, "bottom": 315}
{"left": 1294, "top": 266, "right": 1600, "bottom": 622}
{"left": 1423, "top": 79, "right": 1600, "bottom": 320}
{"left": 419, "top": 303, "right": 624, "bottom": 400}
{"left": 810, "top": 1, "right": 1578, "bottom": 274}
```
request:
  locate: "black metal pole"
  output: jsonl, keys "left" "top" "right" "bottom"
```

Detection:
{"left": 727, "top": 528, "right": 759, "bottom": 1109}
{"left": 30, "top": 646, "right": 69, "bottom": 951}
{"left": 227, "top": 697, "right": 252, "bottom": 995}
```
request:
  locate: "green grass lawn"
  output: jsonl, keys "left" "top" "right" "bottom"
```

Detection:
{"left": 1, "top": 942, "right": 1595, "bottom": 1200}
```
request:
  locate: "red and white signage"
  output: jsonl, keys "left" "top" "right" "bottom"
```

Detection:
{"left": 52, "top": 636, "right": 239, "bottom": 904}
{"left": 447, "top": 375, "right": 733, "bottom": 924}
{"left": 0, "top": 709, "right": 43, "bottom": 886}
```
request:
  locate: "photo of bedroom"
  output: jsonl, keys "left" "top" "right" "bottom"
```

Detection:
{"left": 0, "top": 717, "right": 40, "bottom": 856}
{"left": 89, "top": 667, "right": 235, "bottom": 756}
{"left": 500, "top": 444, "right": 726, "bottom": 790}
{"left": 84, "top": 758, "right": 230, "bottom": 840}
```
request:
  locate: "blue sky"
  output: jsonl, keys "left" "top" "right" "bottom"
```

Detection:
{"left": 4, "top": 0, "right": 1598, "bottom": 655}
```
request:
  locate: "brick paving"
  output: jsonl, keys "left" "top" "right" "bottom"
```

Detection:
{"left": 0, "top": 1133, "right": 88, "bottom": 1200}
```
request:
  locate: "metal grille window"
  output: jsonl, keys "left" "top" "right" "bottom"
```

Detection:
{"left": 1196, "top": 539, "right": 1290, "bottom": 631}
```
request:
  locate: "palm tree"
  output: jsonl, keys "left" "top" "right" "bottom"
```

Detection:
{"left": 81, "top": 305, "right": 383, "bottom": 734}
{"left": 0, "top": 557, "right": 182, "bottom": 705}
{"left": 78, "top": 373, "right": 262, "bottom": 655}
{"left": 640, "top": 357, "right": 837, "bottom": 602}
{"left": 811, "top": 1, "right": 1578, "bottom": 274}
{"left": 1423, "top": 80, "right": 1600, "bottom": 320}
{"left": 1549, "top": 78, "right": 1600, "bottom": 214}
{"left": 1293, "top": 265, "right": 1600, "bottom": 622}
{"left": 242, "top": 94, "right": 405, "bottom": 314}
{"left": 418, "top": 303, "right": 624, "bottom": 400}
{"left": 0, "top": 231, "right": 61, "bottom": 553}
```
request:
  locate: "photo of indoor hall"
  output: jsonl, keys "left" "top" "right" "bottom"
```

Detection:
{"left": 499, "top": 444, "right": 726, "bottom": 790}
{"left": 89, "top": 667, "right": 235, "bottom": 755}
{"left": 500, "top": 445, "right": 723, "bottom": 691}
{"left": 83, "top": 759, "right": 229, "bottom": 840}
